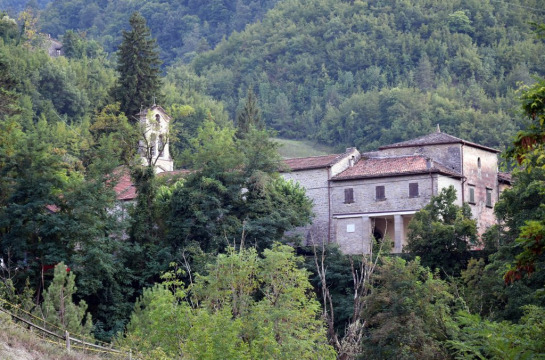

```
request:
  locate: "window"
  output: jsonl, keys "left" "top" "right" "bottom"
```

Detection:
{"left": 477, "top": 157, "right": 481, "bottom": 169}
{"left": 486, "top": 188, "right": 492, "bottom": 208}
{"left": 376, "top": 185, "right": 385, "bottom": 201}
{"left": 409, "top": 183, "right": 419, "bottom": 198}
{"left": 468, "top": 186, "right": 475, "bottom": 204}
{"left": 154, "top": 114, "right": 161, "bottom": 130}
{"left": 346, "top": 224, "right": 355, "bottom": 233}
{"left": 158, "top": 135, "right": 165, "bottom": 157}
{"left": 344, "top": 188, "right": 354, "bottom": 204}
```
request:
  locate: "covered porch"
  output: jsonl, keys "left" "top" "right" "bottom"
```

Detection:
{"left": 333, "top": 211, "right": 415, "bottom": 254}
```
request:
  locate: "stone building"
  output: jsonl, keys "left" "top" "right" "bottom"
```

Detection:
{"left": 281, "top": 130, "right": 510, "bottom": 254}
{"left": 138, "top": 105, "right": 174, "bottom": 173}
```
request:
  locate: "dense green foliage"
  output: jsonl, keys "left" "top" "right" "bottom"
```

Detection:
{"left": 190, "top": 0, "right": 545, "bottom": 150}
{"left": 362, "top": 257, "right": 452, "bottom": 359}
{"left": 406, "top": 186, "right": 478, "bottom": 277}
{"left": 2, "top": 1, "right": 545, "bottom": 357}
{"left": 39, "top": 0, "right": 280, "bottom": 65}
{"left": 120, "top": 245, "right": 336, "bottom": 359}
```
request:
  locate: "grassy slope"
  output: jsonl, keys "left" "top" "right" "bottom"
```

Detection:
{"left": 0, "top": 312, "right": 108, "bottom": 360}
{"left": 274, "top": 138, "right": 335, "bottom": 158}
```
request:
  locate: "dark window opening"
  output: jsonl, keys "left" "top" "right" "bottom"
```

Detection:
{"left": 478, "top": 157, "right": 481, "bottom": 169}
{"left": 409, "top": 183, "right": 419, "bottom": 198}
{"left": 344, "top": 188, "right": 354, "bottom": 204}
{"left": 486, "top": 188, "right": 492, "bottom": 208}
{"left": 373, "top": 229, "right": 383, "bottom": 242}
{"left": 154, "top": 114, "right": 161, "bottom": 130}
{"left": 376, "top": 186, "right": 385, "bottom": 201}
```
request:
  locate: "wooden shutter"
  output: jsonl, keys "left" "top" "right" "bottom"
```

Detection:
{"left": 344, "top": 188, "right": 354, "bottom": 204}
{"left": 409, "top": 183, "right": 419, "bottom": 198}
{"left": 486, "top": 188, "right": 492, "bottom": 207}
{"left": 469, "top": 187, "right": 475, "bottom": 204}
{"left": 376, "top": 186, "right": 385, "bottom": 200}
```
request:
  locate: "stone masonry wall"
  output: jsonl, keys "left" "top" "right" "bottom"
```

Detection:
{"left": 282, "top": 168, "right": 330, "bottom": 245}
{"left": 463, "top": 146, "right": 498, "bottom": 235}
{"left": 331, "top": 174, "right": 434, "bottom": 216}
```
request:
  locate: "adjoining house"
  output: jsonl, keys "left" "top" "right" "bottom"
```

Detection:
{"left": 281, "top": 129, "right": 511, "bottom": 254}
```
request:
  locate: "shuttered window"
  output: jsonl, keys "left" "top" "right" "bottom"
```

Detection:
{"left": 344, "top": 188, "right": 354, "bottom": 204}
{"left": 409, "top": 183, "right": 419, "bottom": 198}
{"left": 486, "top": 188, "right": 492, "bottom": 208}
{"left": 468, "top": 186, "right": 475, "bottom": 204}
{"left": 376, "top": 186, "right": 385, "bottom": 201}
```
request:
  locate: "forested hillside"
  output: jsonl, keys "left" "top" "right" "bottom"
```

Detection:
{"left": 2, "top": 1, "right": 545, "bottom": 359}
{"left": 39, "top": 0, "right": 279, "bottom": 64}
{"left": 190, "top": 0, "right": 545, "bottom": 150}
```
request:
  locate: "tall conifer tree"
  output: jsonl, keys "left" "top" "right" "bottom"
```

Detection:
{"left": 236, "top": 87, "right": 262, "bottom": 138}
{"left": 113, "top": 12, "right": 162, "bottom": 119}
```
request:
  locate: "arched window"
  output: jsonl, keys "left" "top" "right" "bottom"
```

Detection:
{"left": 154, "top": 114, "right": 161, "bottom": 131}
{"left": 477, "top": 157, "right": 481, "bottom": 169}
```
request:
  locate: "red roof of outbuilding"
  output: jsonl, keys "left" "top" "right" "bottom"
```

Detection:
{"left": 332, "top": 155, "right": 461, "bottom": 181}
{"left": 282, "top": 154, "right": 344, "bottom": 171}
{"left": 113, "top": 167, "right": 191, "bottom": 201}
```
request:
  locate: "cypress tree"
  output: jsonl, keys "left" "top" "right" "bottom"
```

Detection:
{"left": 113, "top": 12, "right": 162, "bottom": 119}
{"left": 236, "top": 87, "right": 263, "bottom": 138}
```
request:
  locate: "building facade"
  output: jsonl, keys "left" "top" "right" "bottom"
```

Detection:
{"left": 281, "top": 131, "right": 509, "bottom": 254}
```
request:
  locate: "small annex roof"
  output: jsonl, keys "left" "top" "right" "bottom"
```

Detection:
{"left": 114, "top": 167, "right": 190, "bottom": 201}
{"left": 498, "top": 172, "right": 512, "bottom": 185}
{"left": 332, "top": 155, "right": 462, "bottom": 181}
{"left": 282, "top": 148, "right": 357, "bottom": 172}
{"left": 379, "top": 131, "right": 500, "bottom": 153}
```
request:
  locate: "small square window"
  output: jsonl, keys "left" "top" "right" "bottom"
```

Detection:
{"left": 468, "top": 186, "right": 475, "bottom": 204}
{"left": 409, "top": 183, "right": 419, "bottom": 198}
{"left": 344, "top": 188, "right": 354, "bottom": 204}
{"left": 376, "top": 186, "right": 385, "bottom": 201}
{"left": 346, "top": 224, "right": 355, "bottom": 233}
{"left": 486, "top": 188, "right": 492, "bottom": 208}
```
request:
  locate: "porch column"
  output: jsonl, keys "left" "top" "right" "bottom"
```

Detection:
{"left": 361, "top": 216, "right": 371, "bottom": 254}
{"left": 394, "top": 215, "right": 404, "bottom": 253}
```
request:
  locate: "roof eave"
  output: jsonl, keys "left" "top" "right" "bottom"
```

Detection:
{"left": 379, "top": 140, "right": 500, "bottom": 153}
{"left": 332, "top": 169, "right": 462, "bottom": 181}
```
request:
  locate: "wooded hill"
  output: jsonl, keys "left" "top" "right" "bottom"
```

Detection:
{"left": 38, "top": 0, "right": 280, "bottom": 65}
{"left": 36, "top": 0, "right": 545, "bottom": 151}
{"left": 189, "top": 0, "right": 545, "bottom": 151}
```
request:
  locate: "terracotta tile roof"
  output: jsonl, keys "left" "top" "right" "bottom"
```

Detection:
{"left": 114, "top": 170, "right": 137, "bottom": 201}
{"left": 282, "top": 153, "right": 344, "bottom": 171}
{"left": 332, "top": 155, "right": 462, "bottom": 181}
{"left": 379, "top": 132, "right": 500, "bottom": 153}
{"left": 498, "top": 172, "right": 512, "bottom": 184}
{"left": 113, "top": 168, "right": 191, "bottom": 201}
{"left": 45, "top": 204, "right": 60, "bottom": 213}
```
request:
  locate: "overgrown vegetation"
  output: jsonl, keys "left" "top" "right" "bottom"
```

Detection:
{"left": 1, "top": 2, "right": 545, "bottom": 359}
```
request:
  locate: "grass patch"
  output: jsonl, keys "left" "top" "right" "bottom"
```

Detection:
{"left": 273, "top": 138, "right": 335, "bottom": 158}
{"left": 0, "top": 311, "right": 117, "bottom": 360}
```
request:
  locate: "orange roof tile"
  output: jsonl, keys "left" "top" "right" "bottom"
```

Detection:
{"left": 282, "top": 154, "right": 343, "bottom": 171}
